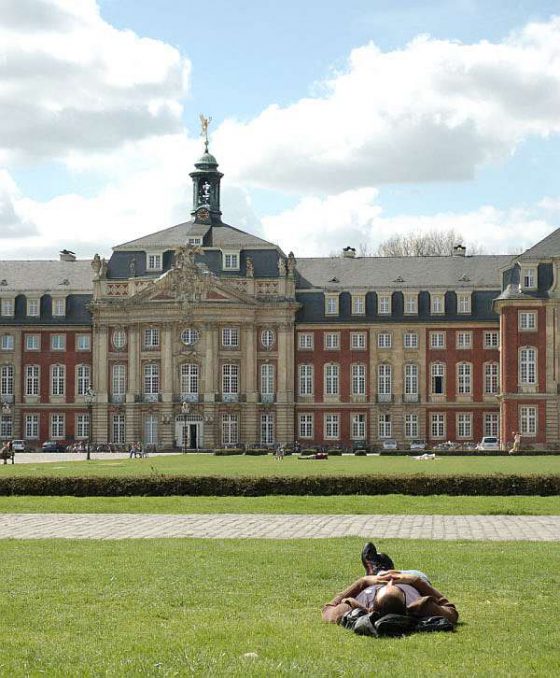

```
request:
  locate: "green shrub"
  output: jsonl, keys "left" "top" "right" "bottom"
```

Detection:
{"left": 213, "top": 449, "right": 243, "bottom": 456}
{"left": 327, "top": 448, "right": 343, "bottom": 456}
{"left": 244, "top": 449, "right": 270, "bottom": 456}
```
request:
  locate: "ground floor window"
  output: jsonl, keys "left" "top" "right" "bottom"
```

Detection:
{"left": 222, "top": 414, "right": 239, "bottom": 446}
{"left": 51, "top": 414, "right": 65, "bottom": 439}
{"left": 76, "top": 414, "right": 89, "bottom": 439}
{"left": 25, "top": 414, "right": 39, "bottom": 439}
{"left": 112, "top": 414, "right": 125, "bottom": 444}
{"left": 519, "top": 406, "right": 537, "bottom": 435}
{"left": 456, "top": 413, "right": 472, "bottom": 439}
{"left": 378, "top": 413, "right": 391, "bottom": 438}
{"left": 430, "top": 413, "right": 445, "bottom": 439}
{"left": 298, "top": 414, "right": 313, "bottom": 439}
{"left": 404, "top": 414, "right": 419, "bottom": 438}
{"left": 144, "top": 414, "right": 158, "bottom": 445}
{"left": 0, "top": 415, "right": 12, "bottom": 439}
{"left": 351, "top": 413, "right": 366, "bottom": 440}
{"left": 260, "top": 413, "right": 274, "bottom": 445}
{"left": 484, "top": 413, "right": 499, "bottom": 437}
{"left": 324, "top": 414, "right": 339, "bottom": 440}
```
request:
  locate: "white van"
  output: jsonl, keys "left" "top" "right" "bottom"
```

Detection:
{"left": 476, "top": 436, "right": 500, "bottom": 451}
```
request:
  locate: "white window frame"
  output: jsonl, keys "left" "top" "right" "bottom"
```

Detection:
{"left": 51, "top": 364, "right": 65, "bottom": 396}
{"left": 519, "top": 312, "right": 537, "bottom": 331}
{"left": 52, "top": 297, "right": 66, "bottom": 317}
{"left": 112, "top": 329, "right": 127, "bottom": 350}
{"left": 0, "top": 364, "right": 14, "bottom": 396}
{"left": 261, "top": 329, "right": 275, "bottom": 349}
{"left": 50, "top": 413, "right": 65, "bottom": 439}
{"left": 181, "top": 363, "right": 199, "bottom": 397}
{"left": 144, "top": 327, "right": 160, "bottom": 349}
{"left": 351, "top": 363, "right": 366, "bottom": 396}
{"left": 76, "top": 364, "right": 91, "bottom": 396}
{"left": 522, "top": 267, "right": 537, "bottom": 290}
{"left": 112, "top": 364, "right": 127, "bottom": 397}
{"left": 1, "top": 334, "right": 14, "bottom": 351}
{"left": 431, "top": 362, "right": 445, "bottom": 395}
{"left": 456, "top": 331, "right": 472, "bottom": 349}
{"left": 484, "top": 413, "right": 499, "bottom": 437}
{"left": 404, "top": 294, "right": 417, "bottom": 315}
{"left": 324, "top": 414, "right": 340, "bottom": 440}
{"left": 222, "top": 251, "right": 240, "bottom": 271}
{"left": 146, "top": 252, "right": 163, "bottom": 271}
{"left": 112, "top": 414, "right": 126, "bottom": 444}
{"left": 378, "top": 413, "right": 392, "bottom": 438}
{"left": 298, "top": 413, "right": 313, "bottom": 439}
{"left": 260, "top": 413, "right": 274, "bottom": 446}
{"left": 25, "top": 365, "right": 40, "bottom": 396}
{"left": 260, "top": 363, "right": 275, "bottom": 395}
{"left": 325, "top": 294, "right": 339, "bottom": 316}
{"left": 77, "top": 334, "right": 91, "bottom": 351}
{"left": 431, "top": 294, "right": 445, "bottom": 315}
{"left": 378, "top": 364, "right": 392, "bottom": 397}
{"left": 222, "top": 364, "right": 239, "bottom": 395}
{"left": 484, "top": 331, "right": 499, "bottom": 349}
{"left": 25, "top": 414, "right": 39, "bottom": 439}
{"left": 430, "top": 332, "right": 445, "bottom": 349}
{"left": 404, "top": 332, "right": 419, "bottom": 349}
{"left": 484, "top": 362, "right": 499, "bottom": 395}
{"left": 27, "top": 298, "right": 40, "bottom": 317}
{"left": 0, "top": 298, "right": 14, "bottom": 317}
{"left": 298, "top": 333, "right": 313, "bottom": 350}
{"left": 457, "top": 362, "right": 472, "bottom": 395}
{"left": 378, "top": 294, "right": 391, "bottom": 315}
{"left": 324, "top": 332, "right": 340, "bottom": 350}
{"left": 298, "top": 364, "right": 314, "bottom": 396}
{"left": 144, "top": 414, "right": 159, "bottom": 445}
{"left": 222, "top": 413, "right": 239, "bottom": 445}
{"left": 430, "top": 413, "right": 445, "bottom": 439}
{"left": 351, "top": 413, "right": 366, "bottom": 440}
{"left": 519, "top": 405, "right": 537, "bottom": 436}
{"left": 350, "top": 332, "right": 366, "bottom": 350}
{"left": 144, "top": 363, "right": 160, "bottom": 395}
{"left": 222, "top": 327, "right": 239, "bottom": 348}
{"left": 519, "top": 347, "right": 537, "bottom": 385}
{"left": 404, "top": 363, "right": 419, "bottom": 397}
{"left": 324, "top": 363, "right": 339, "bottom": 396}
{"left": 377, "top": 332, "right": 392, "bottom": 349}
{"left": 352, "top": 294, "right": 365, "bottom": 315}
{"left": 76, "top": 414, "right": 90, "bottom": 439}
{"left": 456, "top": 413, "right": 473, "bottom": 439}
{"left": 51, "top": 334, "right": 66, "bottom": 351}
{"left": 404, "top": 413, "right": 419, "bottom": 439}
{"left": 457, "top": 293, "right": 471, "bottom": 314}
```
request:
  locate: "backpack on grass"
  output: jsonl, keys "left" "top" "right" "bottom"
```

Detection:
{"left": 340, "top": 609, "right": 454, "bottom": 638}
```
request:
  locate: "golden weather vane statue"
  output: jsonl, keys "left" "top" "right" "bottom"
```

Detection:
{"left": 199, "top": 114, "right": 212, "bottom": 151}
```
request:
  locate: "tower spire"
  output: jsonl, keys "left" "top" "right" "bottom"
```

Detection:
{"left": 190, "top": 114, "right": 223, "bottom": 222}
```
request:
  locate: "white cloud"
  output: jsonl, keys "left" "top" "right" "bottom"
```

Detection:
{"left": 214, "top": 18, "right": 560, "bottom": 192}
{"left": 261, "top": 189, "right": 557, "bottom": 257}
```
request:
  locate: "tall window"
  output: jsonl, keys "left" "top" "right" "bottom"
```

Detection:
{"left": 181, "top": 363, "right": 199, "bottom": 396}
{"left": 378, "top": 364, "right": 392, "bottom": 397}
{"left": 222, "top": 327, "right": 239, "bottom": 348}
{"left": 431, "top": 294, "right": 444, "bottom": 314}
{"left": 0, "top": 365, "right": 14, "bottom": 396}
{"left": 112, "top": 364, "right": 126, "bottom": 397}
{"left": 298, "top": 364, "right": 313, "bottom": 396}
{"left": 51, "top": 365, "right": 65, "bottom": 396}
{"left": 378, "top": 413, "right": 391, "bottom": 438}
{"left": 222, "top": 364, "right": 239, "bottom": 394}
{"left": 325, "top": 414, "right": 339, "bottom": 439}
{"left": 520, "top": 347, "right": 536, "bottom": 384}
{"left": 351, "top": 414, "right": 366, "bottom": 440}
{"left": 222, "top": 413, "right": 238, "bottom": 445}
{"left": 404, "top": 294, "right": 417, "bottom": 314}
{"left": 431, "top": 363, "right": 445, "bottom": 394}
{"left": 50, "top": 414, "right": 65, "bottom": 438}
{"left": 404, "top": 364, "right": 418, "bottom": 397}
{"left": 25, "top": 414, "right": 39, "bottom": 439}
{"left": 325, "top": 295, "right": 339, "bottom": 315}
{"left": 519, "top": 406, "right": 537, "bottom": 435}
{"left": 25, "top": 365, "right": 40, "bottom": 396}
{"left": 431, "top": 413, "right": 445, "bottom": 438}
{"left": 76, "top": 365, "right": 91, "bottom": 396}
{"left": 298, "top": 414, "right": 313, "bottom": 439}
{"left": 457, "top": 413, "right": 472, "bottom": 438}
{"left": 484, "top": 363, "right": 499, "bottom": 395}
{"left": 352, "top": 295, "right": 365, "bottom": 315}
{"left": 378, "top": 295, "right": 391, "bottom": 315}
{"left": 260, "top": 413, "right": 274, "bottom": 445}
{"left": 260, "top": 363, "right": 274, "bottom": 395}
{"left": 0, "top": 299, "right": 14, "bottom": 316}
{"left": 405, "top": 414, "right": 419, "bottom": 438}
{"left": 144, "top": 328, "right": 160, "bottom": 349}
{"left": 144, "top": 363, "right": 160, "bottom": 394}
{"left": 144, "top": 414, "right": 158, "bottom": 444}
{"left": 484, "top": 413, "right": 499, "bottom": 437}
{"left": 457, "top": 294, "right": 471, "bottom": 314}
{"left": 325, "top": 364, "right": 339, "bottom": 396}
{"left": 76, "top": 414, "right": 89, "bottom": 439}
{"left": 351, "top": 364, "right": 366, "bottom": 396}
{"left": 457, "top": 362, "right": 472, "bottom": 395}
{"left": 522, "top": 268, "right": 536, "bottom": 289}
{"left": 27, "top": 298, "right": 40, "bottom": 317}
{"left": 52, "top": 298, "right": 66, "bottom": 317}
{"left": 112, "top": 414, "right": 125, "bottom": 444}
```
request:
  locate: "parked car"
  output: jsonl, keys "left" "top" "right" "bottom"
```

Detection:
{"left": 476, "top": 436, "right": 500, "bottom": 451}
{"left": 11, "top": 439, "right": 34, "bottom": 452}
{"left": 409, "top": 439, "right": 427, "bottom": 452}
{"left": 382, "top": 438, "right": 398, "bottom": 451}
{"left": 41, "top": 440, "right": 68, "bottom": 452}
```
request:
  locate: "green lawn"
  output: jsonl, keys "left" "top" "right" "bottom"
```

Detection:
{"left": 0, "top": 494, "right": 559, "bottom": 515}
{"left": 0, "top": 538, "right": 558, "bottom": 676}
{"left": 3, "top": 453, "right": 560, "bottom": 477}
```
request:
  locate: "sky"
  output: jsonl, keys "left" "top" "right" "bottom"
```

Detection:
{"left": 1, "top": 0, "right": 560, "bottom": 260}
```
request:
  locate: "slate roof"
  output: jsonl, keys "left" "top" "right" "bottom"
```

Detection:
{"left": 495, "top": 284, "right": 540, "bottom": 302}
{"left": 295, "top": 254, "right": 514, "bottom": 291}
{"left": 518, "top": 227, "right": 560, "bottom": 260}
{"left": 114, "top": 220, "right": 281, "bottom": 251}
{"left": 0, "top": 260, "right": 93, "bottom": 293}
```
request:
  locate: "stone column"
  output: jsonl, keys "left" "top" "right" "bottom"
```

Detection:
{"left": 203, "top": 323, "right": 217, "bottom": 401}
{"left": 160, "top": 322, "right": 173, "bottom": 402}
{"left": 92, "top": 324, "right": 108, "bottom": 443}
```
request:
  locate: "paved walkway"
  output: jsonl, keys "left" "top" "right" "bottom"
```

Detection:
{"left": 10, "top": 452, "right": 181, "bottom": 464}
{"left": 0, "top": 513, "right": 559, "bottom": 541}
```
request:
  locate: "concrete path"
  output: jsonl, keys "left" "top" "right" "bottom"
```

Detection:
{"left": 9, "top": 452, "right": 182, "bottom": 463}
{"left": 0, "top": 513, "right": 559, "bottom": 541}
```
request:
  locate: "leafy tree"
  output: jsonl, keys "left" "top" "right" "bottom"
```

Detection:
{"left": 375, "top": 229, "right": 483, "bottom": 257}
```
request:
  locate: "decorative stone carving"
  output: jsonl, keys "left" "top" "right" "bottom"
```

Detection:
{"left": 287, "top": 251, "right": 296, "bottom": 277}
{"left": 246, "top": 256, "right": 254, "bottom": 278}
{"left": 91, "top": 254, "right": 101, "bottom": 279}
{"left": 278, "top": 257, "right": 287, "bottom": 277}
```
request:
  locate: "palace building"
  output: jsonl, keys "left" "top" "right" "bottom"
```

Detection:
{"left": 1, "top": 144, "right": 559, "bottom": 450}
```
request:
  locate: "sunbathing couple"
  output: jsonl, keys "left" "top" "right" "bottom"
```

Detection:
{"left": 322, "top": 543, "right": 458, "bottom": 625}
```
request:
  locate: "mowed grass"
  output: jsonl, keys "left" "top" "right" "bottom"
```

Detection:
{"left": 0, "top": 494, "right": 559, "bottom": 515}
{"left": 0, "top": 538, "right": 559, "bottom": 676}
{"left": 3, "top": 453, "right": 560, "bottom": 477}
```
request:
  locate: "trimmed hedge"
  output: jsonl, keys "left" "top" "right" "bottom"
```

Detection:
{"left": 0, "top": 474, "right": 558, "bottom": 497}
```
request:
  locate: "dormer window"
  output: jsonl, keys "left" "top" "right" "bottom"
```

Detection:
{"left": 27, "top": 298, "right": 40, "bottom": 317}
{"left": 222, "top": 251, "right": 240, "bottom": 271}
{"left": 431, "top": 294, "right": 445, "bottom": 315}
{"left": 325, "top": 294, "right": 339, "bottom": 316}
{"left": 188, "top": 237, "right": 202, "bottom": 246}
{"left": 378, "top": 294, "right": 391, "bottom": 315}
{"left": 457, "top": 293, "right": 471, "bottom": 314}
{"left": 522, "top": 267, "right": 537, "bottom": 290}
{"left": 52, "top": 297, "right": 66, "bottom": 317}
{"left": 0, "top": 298, "right": 14, "bottom": 317}
{"left": 147, "top": 253, "right": 162, "bottom": 271}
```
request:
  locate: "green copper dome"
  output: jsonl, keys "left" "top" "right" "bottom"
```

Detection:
{"left": 194, "top": 150, "right": 219, "bottom": 169}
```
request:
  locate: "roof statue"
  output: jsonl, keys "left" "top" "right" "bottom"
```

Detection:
{"left": 199, "top": 113, "right": 212, "bottom": 152}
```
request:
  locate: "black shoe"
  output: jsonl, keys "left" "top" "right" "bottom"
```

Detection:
{"left": 361, "top": 542, "right": 378, "bottom": 571}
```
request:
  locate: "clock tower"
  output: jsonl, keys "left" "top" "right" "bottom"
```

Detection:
{"left": 190, "top": 115, "right": 223, "bottom": 223}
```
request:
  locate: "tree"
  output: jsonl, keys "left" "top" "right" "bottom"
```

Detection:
{"left": 375, "top": 229, "right": 483, "bottom": 257}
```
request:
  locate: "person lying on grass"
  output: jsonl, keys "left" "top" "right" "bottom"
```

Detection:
{"left": 322, "top": 542, "right": 458, "bottom": 625}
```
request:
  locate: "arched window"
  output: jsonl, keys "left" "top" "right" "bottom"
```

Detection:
{"left": 520, "top": 347, "right": 536, "bottom": 384}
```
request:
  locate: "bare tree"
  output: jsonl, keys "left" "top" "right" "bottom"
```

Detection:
{"left": 375, "top": 229, "right": 484, "bottom": 257}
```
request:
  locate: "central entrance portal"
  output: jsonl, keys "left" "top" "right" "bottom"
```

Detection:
{"left": 176, "top": 414, "right": 203, "bottom": 450}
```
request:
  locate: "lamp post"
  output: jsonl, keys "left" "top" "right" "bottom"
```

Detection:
{"left": 84, "top": 387, "right": 96, "bottom": 461}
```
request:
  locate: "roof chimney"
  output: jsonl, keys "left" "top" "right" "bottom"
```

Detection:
{"left": 59, "top": 249, "right": 76, "bottom": 262}
{"left": 452, "top": 244, "right": 466, "bottom": 257}
{"left": 342, "top": 246, "right": 356, "bottom": 258}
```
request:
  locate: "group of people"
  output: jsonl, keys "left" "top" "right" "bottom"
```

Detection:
{"left": 128, "top": 441, "right": 147, "bottom": 459}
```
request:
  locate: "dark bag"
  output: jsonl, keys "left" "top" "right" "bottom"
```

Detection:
{"left": 373, "top": 613, "right": 417, "bottom": 637}
{"left": 414, "top": 616, "right": 455, "bottom": 633}
{"left": 339, "top": 607, "right": 368, "bottom": 631}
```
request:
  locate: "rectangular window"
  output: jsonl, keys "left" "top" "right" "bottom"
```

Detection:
{"left": 352, "top": 295, "right": 365, "bottom": 315}
{"left": 431, "top": 413, "right": 445, "bottom": 439}
{"left": 350, "top": 332, "right": 366, "bottom": 350}
{"left": 325, "top": 295, "right": 339, "bottom": 315}
{"left": 484, "top": 363, "right": 499, "bottom": 394}
{"left": 298, "top": 364, "right": 313, "bottom": 396}
{"left": 222, "top": 413, "right": 239, "bottom": 445}
{"left": 222, "top": 364, "right": 239, "bottom": 395}
{"left": 431, "top": 363, "right": 445, "bottom": 394}
{"left": 325, "top": 364, "right": 339, "bottom": 396}
{"left": 351, "top": 413, "right": 366, "bottom": 440}
{"left": 51, "top": 334, "right": 66, "bottom": 351}
{"left": 404, "top": 332, "right": 419, "bottom": 349}
{"left": 51, "top": 365, "right": 65, "bottom": 396}
{"left": 520, "top": 347, "right": 536, "bottom": 384}
{"left": 76, "top": 365, "right": 91, "bottom": 396}
{"left": 351, "top": 364, "right": 366, "bottom": 396}
{"left": 0, "top": 365, "right": 14, "bottom": 396}
{"left": 522, "top": 268, "right": 536, "bottom": 289}
{"left": 1, "top": 334, "right": 14, "bottom": 351}
{"left": 187, "top": 236, "right": 202, "bottom": 246}
{"left": 27, "top": 298, "right": 40, "bottom": 317}
{"left": 77, "top": 335, "right": 91, "bottom": 351}
{"left": 325, "top": 414, "right": 339, "bottom": 439}
{"left": 404, "top": 294, "right": 417, "bottom": 314}
{"left": 298, "top": 333, "right": 313, "bottom": 350}
{"left": 324, "top": 332, "right": 340, "bottom": 350}
{"left": 405, "top": 414, "right": 419, "bottom": 438}
{"left": 457, "top": 413, "right": 472, "bottom": 438}
{"left": 457, "top": 363, "right": 472, "bottom": 395}
{"left": 519, "top": 312, "right": 536, "bottom": 331}
{"left": 260, "top": 363, "right": 274, "bottom": 396}
{"left": 112, "top": 364, "right": 127, "bottom": 397}
{"left": 298, "top": 414, "right": 313, "bottom": 439}
{"left": 144, "top": 414, "right": 158, "bottom": 445}
{"left": 223, "top": 252, "right": 240, "bottom": 270}
{"left": 76, "top": 414, "right": 90, "bottom": 439}
{"left": 378, "top": 364, "right": 392, "bottom": 398}
{"left": 50, "top": 414, "right": 65, "bottom": 438}
{"left": 430, "top": 332, "right": 445, "bottom": 349}
{"left": 431, "top": 294, "right": 444, "bottom": 314}
{"left": 222, "top": 327, "right": 239, "bottom": 348}
{"left": 457, "top": 294, "right": 471, "bottom": 314}
{"left": 25, "top": 414, "right": 39, "bottom": 439}
{"left": 404, "top": 364, "right": 418, "bottom": 396}
{"left": 144, "top": 328, "right": 160, "bottom": 349}
{"left": 484, "top": 413, "right": 499, "bottom": 437}
{"left": 52, "top": 298, "right": 66, "bottom": 317}
{"left": 0, "top": 298, "right": 14, "bottom": 316}
{"left": 519, "top": 406, "right": 537, "bottom": 435}
{"left": 143, "top": 363, "right": 160, "bottom": 395}
{"left": 378, "top": 294, "right": 391, "bottom": 315}
{"left": 484, "top": 331, "right": 499, "bottom": 349}
{"left": 378, "top": 413, "right": 391, "bottom": 438}
{"left": 377, "top": 332, "right": 392, "bottom": 349}
{"left": 112, "top": 414, "right": 125, "bottom": 444}
{"left": 147, "top": 253, "right": 162, "bottom": 270}
{"left": 25, "top": 365, "right": 40, "bottom": 396}
{"left": 260, "top": 413, "right": 274, "bottom": 445}
{"left": 456, "top": 332, "right": 472, "bottom": 349}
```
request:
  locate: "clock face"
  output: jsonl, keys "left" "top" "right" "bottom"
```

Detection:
{"left": 197, "top": 208, "right": 209, "bottom": 222}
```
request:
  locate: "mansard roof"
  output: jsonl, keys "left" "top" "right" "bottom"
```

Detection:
{"left": 517, "top": 226, "right": 560, "bottom": 260}
{"left": 295, "top": 254, "right": 513, "bottom": 291}
{"left": 113, "top": 220, "right": 282, "bottom": 252}
{"left": 0, "top": 260, "right": 93, "bottom": 293}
